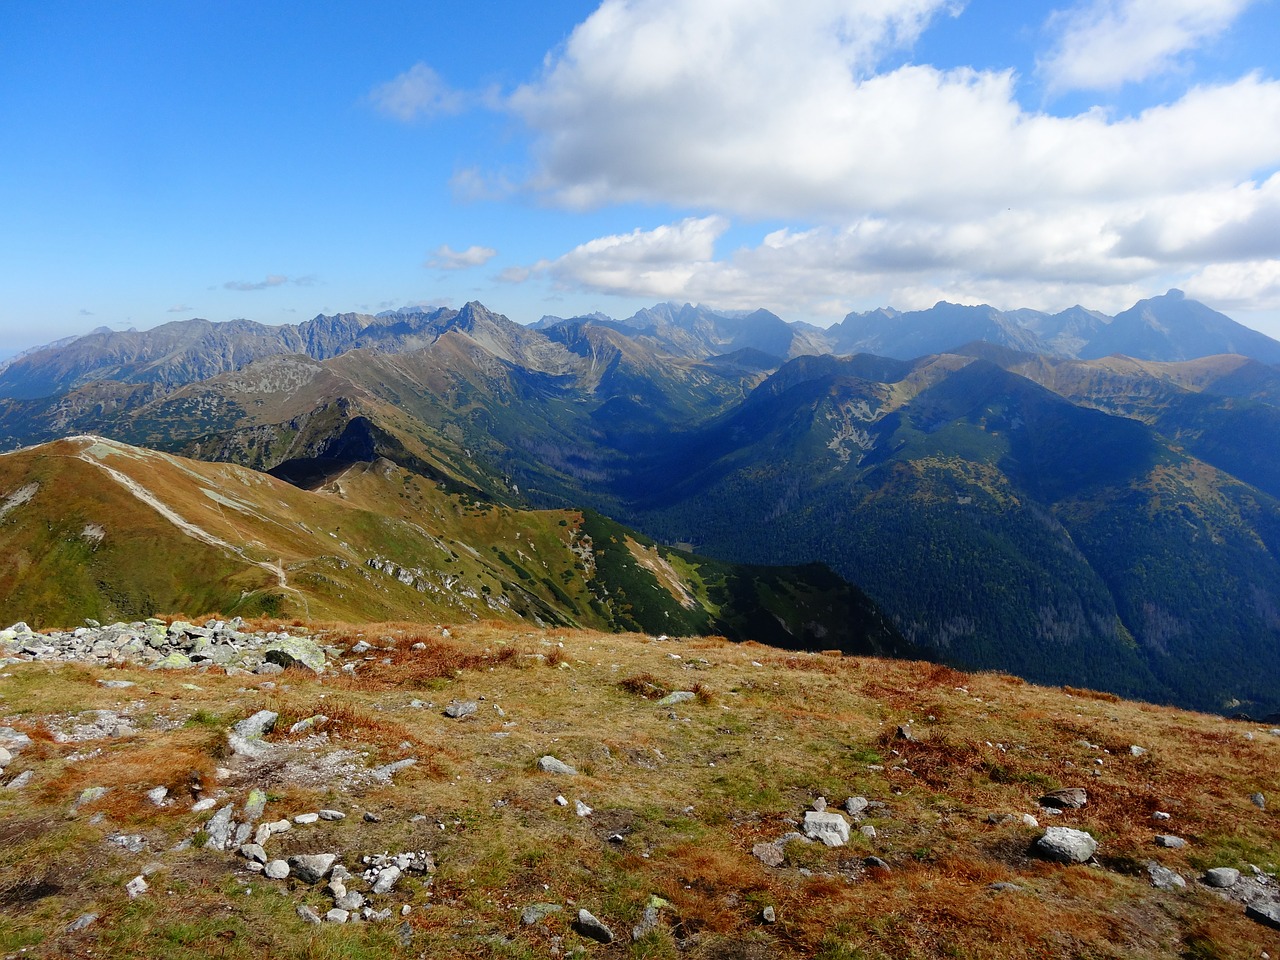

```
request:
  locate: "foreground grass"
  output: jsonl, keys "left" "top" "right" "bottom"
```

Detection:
{"left": 0, "top": 621, "right": 1277, "bottom": 959}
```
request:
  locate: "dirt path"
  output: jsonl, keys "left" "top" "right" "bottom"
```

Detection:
{"left": 75, "top": 449, "right": 292, "bottom": 593}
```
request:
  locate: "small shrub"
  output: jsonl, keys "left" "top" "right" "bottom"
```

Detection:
{"left": 620, "top": 673, "right": 671, "bottom": 699}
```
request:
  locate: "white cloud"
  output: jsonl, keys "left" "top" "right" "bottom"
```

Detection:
{"left": 369, "top": 63, "right": 464, "bottom": 121}
{"left": 223, "top": 275, "right": 316, "bottom": 291}
{"left": 510, "top": 3, "right": 1280, "bottom": 221}
{"left": 1186, "top": 260, "right": 1280, "bottom": 311}
{"left": 425, "top": 244, "right": 498, "bottom": 270}
{"left": 166, "top": 304, "right": 192, "bottom": 313}
{"left": 544, "top": 216, "right": 728, "bottom": 298}
{"left": 499, "top": 0, "right": 1280, "bottom": 321}
{"left": 1040, "top": 0, "right": 1257, "bottom": 92}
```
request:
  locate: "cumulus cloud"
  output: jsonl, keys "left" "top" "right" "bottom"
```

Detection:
{"left": 369, "top": 63, "right": 465, "bottom": 121}
{"left": 510, "top": 1, "right": 1280, "bottom": 220}
{"left": 543, "top": 216, "right": 728, "bottom": 297}
{"left": 1040, "top": 0, "right": 1257, "bottom": 92}
{"left": 497, "top": 0, "right": 1280, "bottom": 318}
{"left": 166, "top": 304, "right": 192, "bottom": 313}
{"left": 223, "top": 275, "right": 316, "bottom": 291}
{"left": 425, "top": 244, "right": 498, "bottom": 270}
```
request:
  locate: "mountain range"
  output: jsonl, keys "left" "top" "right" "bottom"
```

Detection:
{"left": 3, "top": 291, "right": 1280, "bottom": 716}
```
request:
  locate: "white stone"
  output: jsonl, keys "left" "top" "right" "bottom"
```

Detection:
{"left": 1036, "top": 827, "right": 1098, "bottom": 863}
{"left": 802, "top": 810, "right": 851, "bottom": 847}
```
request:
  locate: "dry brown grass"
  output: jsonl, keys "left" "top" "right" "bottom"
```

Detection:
{"left": 0, "top": 621, "right": 1277, "bottom": 959}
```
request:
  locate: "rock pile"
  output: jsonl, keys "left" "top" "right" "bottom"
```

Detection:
{"left": 0, "top": 619, "right": 330, "bottom": 674}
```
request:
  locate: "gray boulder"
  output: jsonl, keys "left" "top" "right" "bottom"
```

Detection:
{"left": 575, "top": 909, "right": 614, "bottom": 944}
{"left": 521, "top": 903, "right": 563, "bottom": 925}
{"left": 289, "top": 853, "right": 337, "bottom": 883}
{"left": 802, "top": 810, "right": 851, "bottom": 847}
{"left": 264, "top": 860, "right": 290, "bottom": 880}
{"left": 1204, "top": 867, "right": 1240, "bottom": 888}
{"left": 1155, "top": 834, "right": 1187, "bottom": 849}
{"left": 537, "top": 755, "right": 577, "bottom": 776}
{"left": 1039, "top": 788, "right": 1088, "bottom": 809}
{"left": 1035, "top": 827, "right": 1098, "bottom": 863}
{"left": 263, "top": 637, "right": 326, "bottom": 673}
{"left": 1246, "top": 901, "right": 1280, "bottom": 930}
{"left": 444, "top": 699, "right": 478, "bottom": 718}
{"left": 1146, "top": 861, "right": 1185, "bottom": 891}
{"left": 232, "top": 710, "right": 278, "bottom": 739}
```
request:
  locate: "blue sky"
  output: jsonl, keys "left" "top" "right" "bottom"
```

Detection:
{"left": 2, "top": 0, "right": 1279, "bottom": 355}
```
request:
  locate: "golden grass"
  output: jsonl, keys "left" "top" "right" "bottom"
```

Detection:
{"left": 0, "top": 621, "right": 1275, "bottom": 959}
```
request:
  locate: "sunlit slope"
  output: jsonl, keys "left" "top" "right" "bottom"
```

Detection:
{"left": 0, "top": 438, "right": 905, "bottom": 656}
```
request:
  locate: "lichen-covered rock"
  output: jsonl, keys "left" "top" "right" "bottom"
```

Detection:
{"left": 263, "top": 637, "right": 326, "bottom": 673}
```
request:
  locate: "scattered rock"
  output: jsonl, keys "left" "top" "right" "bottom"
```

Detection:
{"left": 1246, "top": 901, "right": 1280, "bottom": 930}
{"left": 263, "top": 637, "right": 326, "bottom": 674}
{"left": 107, "top": 833, "right": 146, "bottom": 854}
{"left": 813, "top": 796, "right": 827, "bottom": 812}
{"left": 125, "top": 875, "right": 148, "bottom": 898}
{"left": 289, "top": 715, "right": 328, "bottom": 735}
{"left": 1130, "top": 745, "right": 1148, "bottom": 757}
{"left": 325, "top": 908, "right": 350, "bottom": 924}
{"left": 264, "top": 860, "right": 290, "bottom": 880}
{"left": 1155, "top": 835, "right": 1187, "bottom": 849}
{"left": 204, "top": 804, "right": 235, "bottom": 850}
{"left": 296, "top": 905, "right": 322, "bottom": 924}
{"left": 761, "top": 905, "right": 777, "bottom": 924}
{"left": 1040, "top": 788, "right": 1088, "bottom": 810}
{"left": 864, "top": 856, "right": 890, "bottom": 871}
{"left": 521, "top": 903, "right": 563, "bottom": 925}
{"left": 844, "top": 796, "right": 868, "bottom": 817}
{"left": 372, "top": 865, "right": 402, "bottom": 894}
{"left": 1035, "top": 827, "right": 1098, "bottom": 863}
{"left": 146, "top": 786, "right": 168, "bottom": 807}
{"left": 445, "top": 699, "right": 478, "bottom": 718}
{"left": 370, "top": 758, "right": 417, "bottom": 783}
{"left": 5, "top": 770, "right": 32, "bottom": 790}
{"left": 861, "top": 825, "right": 878, "bottom": 839}
{"left": 232, "top": 710, "right": 278, "bottom": 740}
{"left": 295, "top": 813, "right": 320, "bottom": 825}
{"left": 631, "top": 904, "right": 662, "bottom": 941}
{"left": 657, "top": 691, "right": 695, "bottom": 706}
{"left": 240, "top": 843, "right": 267, "bottom": 864}
{"left": 896, "top": 724, "right": 916, "bottom": 742}
{"left": 289, "top": 853, "right": 337, "bottom": 883}
{"left": 66, "top": 913, "right": 98, "bottom": 932}
{"left": 803, "top": 810, "right": 851, "bottom": 847}
{"left": 752, "top": 842, "right": 785, "bottom": 867}
{"left": 1146, "top": 861, "right": 1186, "bottom": 891}
{"left": 97, "top": 679, "right": 135, "bottom": 689}
{"left": 537, "top": 755, "right": 577, "bottom": 775}
{"left": 243, "top": 788, "right": 268, "bottom": 820}
{"left": 989, "top": 882, "right": 1022, "bottom": 893}
{"left": 1152, "top": 811, "right": 1171, "bottom": 821}
{"left": 575, "top": 908, "right": 614, "bottom": 944}
{"left": 336, "top": 891, "right": 365, "bottom": 911}
{"left": 1252, "top": 792, "right": 1267, "bottom": 811}
{"left": 318, "top": 809, "right": 345, "bottom": 821}
{"left": 575, "top": 800, "right": 593, "bottom": 818}
{"left": 1204, "top": 867, "right": 1241, "bottom": 888}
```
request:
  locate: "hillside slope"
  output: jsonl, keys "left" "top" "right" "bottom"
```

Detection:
{"left": 0, "top": 437, "right": 905, "bottom": 656}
